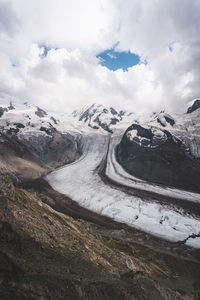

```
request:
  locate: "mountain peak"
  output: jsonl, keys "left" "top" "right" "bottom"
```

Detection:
{"left": 74, "top": 103, "right": 129, "bottom": 133}
{"left": 187, "top": 99, "right": 200, "bottom": 114}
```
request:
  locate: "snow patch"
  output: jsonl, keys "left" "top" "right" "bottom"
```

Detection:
{"left": 186, "top": 237, "right": 200, "bottom": 248}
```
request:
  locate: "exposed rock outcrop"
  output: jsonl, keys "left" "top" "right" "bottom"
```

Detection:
{"left": 76, "top": 103, "right": 128, "bottom": 133}
{"left": 0, "top": 107, "right": 8, "bottom": 118}
{"left": 116, "top": 124, "right": 200, "bottom": 192}
{"left": 0, "top": 102, "right": 81, "bottom": 180}
{"left": 0, "top": 129, "right": 80, "bottom": 180}
{"left": 187, "top": 99, "right": 200, "bottom": 114}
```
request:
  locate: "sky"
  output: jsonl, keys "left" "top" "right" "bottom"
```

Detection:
{"left": 0, "top": 0, "right": 200, "bottom": 113}
{"left": 97, "top": 47, "right": 141, "bottom": 71}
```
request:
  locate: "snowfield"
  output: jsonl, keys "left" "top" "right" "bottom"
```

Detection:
{"left": 1, "top": 99, "right": 200, "bottom": 247}
{"left": 46, "top": 132, "right": 200, "bottom": 248}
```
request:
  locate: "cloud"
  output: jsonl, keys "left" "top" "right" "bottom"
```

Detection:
{"left": 0, "top": 1, "right": 20, "bottom": 37}
{"left": 2, "top": 0, "right": 120, "bottom": 61}
{"left": 0, "top": 0, "right": 200, "bottom": 113}
{"left": 117, "top": 0, "right": 200, "bottom": 110}
{"left": 0, "top": 44, "right": 164, "bottom": 113}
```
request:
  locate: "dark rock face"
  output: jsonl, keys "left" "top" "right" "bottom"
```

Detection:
{"left": 157, "top": 118, "right": 165, "bottom": 126}
{"left": 21, "top": 131, "right": 80, "bottom": 167}
{"left": 0, "top": 101, "right": 81, "bottom": 179}
{"left": 157, "top": 114, "right": 175, "bottom": 127}
{"left": 164, "top": 115, "right": 175, "bottom": 126}
{"left": 110, "top": 118, "right": 119, "bottom": 125}
{"left": 126, "top": 124, "right": 154, "bottom": 140}
{"left": 116, "top": 124, "right": 200, "bottom": 192}
{"left": 187, "top": 99, "right": 200, "bottom": 114}
{"left": 50, "top": 116, "right": 58, "bottom": 124}
{"left": 77, "top": 104, "right": 129, "bottom": 133}
{"left": 0, "top": 107, "right": 8, "bottom": 118}
{"left": 79, "top": 104, "right": 94, "bottom": 122}
{"left": 110, "top": 107, "right": 118, "bottom": 115}
{"left": 119, "top": 110, "right": 125, "bottom": 117}
{"left": 8, "top": 102, "right": 15, "bottom": 110}
{"left": 93, "top": 116, "right": 113, "bottom": 133}
{"left": 1, "top": 174, "right": 200, "bottom": 300}
{"left": 0, "top": 128, "right": 81, "bottom": 179}
{"left": 35, "top": 107, "right": 47, "bottom": 118}
{"left": 40, "top": 125, "right": 57, "bottom": 135}
{"left": 13, "top": 123, "right": 25, "bottom": 129}
{"left": 7, "top": 127, "right": 19, "bottom": 135}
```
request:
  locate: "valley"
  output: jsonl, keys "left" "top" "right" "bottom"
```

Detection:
{"left": 1, "top": 99, "right": 200, "bottom": 299}
{"left": 47, "top": 132, "right": 200, "bottom": 249}
{"left": 1, "top": 2, "right": 200, "bottom": 298}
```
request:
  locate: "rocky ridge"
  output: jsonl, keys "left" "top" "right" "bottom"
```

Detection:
{"left": 1, "top": 174, "right": 200, "bottom": 299}
{"left": 1, "top": 98, "right": 200, "bottom": 299}
{"left": 0, "top": 102, "right": 81, "bottom": 180}
{"left": 116, "top": 99, "right": 200, "bottom": 192}
{"left": 73, "top": 103, "right": 134, "bottom": 133}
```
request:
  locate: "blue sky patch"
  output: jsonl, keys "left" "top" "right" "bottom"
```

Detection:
{"left": 39, "top": 44, "right": 142, "bottom": 71}
{"left": 39, "top": 45, "right": 52, "bottom": 58}
{"left": 169, "top": 42, "right": 174, "bottom": 52}
{"left": 97, "top": 48, "right": 140, "bottom": 71}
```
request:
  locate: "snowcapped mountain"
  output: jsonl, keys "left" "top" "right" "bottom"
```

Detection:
{"left": 187, "top": 99, "right": 200, "bottom": 114}
{"left": 141, "top": 99, "right": 200, "bottom": 158}
{"left": 116, "top": 98, "right": 200, "bottom": 192}
{"left": 1, "top": 97, "right": 200, "bottom": 140}
{"left": 0, "top": 101, "right": 60, "bottom": 137}
{"left": 72, "top": 99, "right": 200, "bottom": 139}
{"left": 72, "top": 99, "right": 200, "bottom": 171}
{"left": 0, "top": 101, "right": 80, "bottom": 177}
{"left": 0, "top": 100, "right": 86, "bottom": 135}
{"left": 73, "top": 103, "right": 134, "bottom": 133}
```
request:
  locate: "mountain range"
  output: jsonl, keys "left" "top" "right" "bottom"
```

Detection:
{"left": 1, "top": 98, "right": 200, "bottom": 299}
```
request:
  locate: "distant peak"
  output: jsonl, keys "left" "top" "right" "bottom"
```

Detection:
{"left": 8, "top": 101, "right": 15, "bottom": 110}
{"left": 187, "top": 99, "right": 200, "bottom": 114}
{"left": 74, "top": 103, "right": 132, "bottom": 133}
{"left": 35, "top": 107, "right": 48, "bottom": 118}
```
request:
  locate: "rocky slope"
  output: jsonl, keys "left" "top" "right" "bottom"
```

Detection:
{"left": 187, "top": 99, "right": 200, "bottom": 114}
{"left": 1, "top": 174, "right": 200, "bottom": 299}
{"left": 0, "top": 102, "right": 81, "bottom": 180}
{"left": 1, "top": 98, "right": 200, "bottom": 299}
{"left": 116, "top": 99, "right": 200, "bottom": 192}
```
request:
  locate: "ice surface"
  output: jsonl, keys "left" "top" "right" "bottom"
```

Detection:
{"left": 47, "top": 133, "right": 200, "bottom": 247}
{"left": 186, "top": 237, "right": 200, "bottom": 248}
{"left": 1, "top": 99, "right": 200, "bottom": 247}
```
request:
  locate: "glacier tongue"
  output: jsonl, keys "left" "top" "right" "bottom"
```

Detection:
{"left": 46, "top": 132, "right": 200, "bottom": 247}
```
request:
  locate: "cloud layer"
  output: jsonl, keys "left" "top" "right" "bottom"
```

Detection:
{"left": 0, "top": 0, "right": 200, "bottom": 113}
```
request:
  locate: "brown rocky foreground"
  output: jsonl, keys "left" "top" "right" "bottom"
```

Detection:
{"left": 0, "top": 128, "right": 200, "bottom": 299}
{"left": 1, "top": 174, "right": 200, "bottom": 300}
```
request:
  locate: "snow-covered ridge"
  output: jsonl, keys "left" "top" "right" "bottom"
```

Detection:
{"left": 126, "top": 124, "right": 170, "bottom": 148}
{"left": 0, "top": 101, "right": 59, "bottom": 136}
{"left": 1, "top": 97, "right": 200, "bottom": 154}
{"left": 187, "top": 99, "right": 200, "bottom": 114}
{"left": 1, "top": 97, "right": 200, "bottom": 247}
{"left": 123, "top": 101, "right": 200, "bottom": 158}
{"left": 0, "top": 100, "right": 116, "bottom": 137}
{"left": 71, "top": 99, "right": 200, "bottom": 158}
{"left": 73, "top": 103, "right": 135, "bottom": 133}
{"left": 0, "top": 100, "right": 92, "bottom": 137}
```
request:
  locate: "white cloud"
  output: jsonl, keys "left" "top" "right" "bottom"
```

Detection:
{"left": 0, "top": 0, "right": 200, "bottom": 113}
{"left": 0, "top": 44, "right": 164, "bottom": 113}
